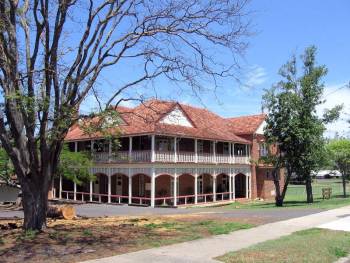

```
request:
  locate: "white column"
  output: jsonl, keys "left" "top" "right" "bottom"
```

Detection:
{"left": 173, "top": 173, "right": 177, "bottom": 206}
{"left": 74, "top": 141, "right": 78, "bottom": 152}
{"left": 213, "top": 175, "right": 216, "bottom": 202}
{"left": 195, "top": 139, "right": 198, "bottom": 163}
{"left": 151, "top": 167, "right": 156, "bottom": 207}
{"left": 59, "top": 175, "right": 62, "bottom": 199}
{"left": 151, "top": 135, "right": 155, "bottom": 162}
{"left": 194, "top": 170, "right": 198, "bottom": 204}
{"left": 129, "top": 137, "right": 133, "bottom": 162}
{"left": 229, "top": 174, "right": 232, "bottom": 200}
{"left": 213, "top": 141, "right": 216, "bottom": 163}
{"left": 232, "top": 175, "right": 236, "bottom": 201}
{"left": 128, "top": 168, "right": 132, "bottom": 204}
{"left": 108, "top": 139, "right": 112, "bottom": 162}
{"left": 89, "top": 180, "right": 93, "bottom": 202}
{"left": 174, "top": 137, "right": 177, "bottom": 163}
{"left": 73, "top": 181, "right": 77, "bottom": 201}
{"left": 232, "top": 143, "right": 235, "bottom": 163}
{"left": 246, "top": 174, "right": 249, "bottom": 199}
{"left": 249, "top": 171, "right": 252, "bottom": 199}
{"left": 108, "top": 175, "right": 111, "bottom": 203}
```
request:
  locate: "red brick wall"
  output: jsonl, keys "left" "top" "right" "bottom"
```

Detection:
{"left": 156, "top": 175, "right": 171, "bottom": 197}
{"left": 178, "top": 174, "right": 194, "bottom": 195}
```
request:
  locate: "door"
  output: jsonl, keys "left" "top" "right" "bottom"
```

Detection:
{"left": 116, "top": 175, "right": 123, "bottom": 195}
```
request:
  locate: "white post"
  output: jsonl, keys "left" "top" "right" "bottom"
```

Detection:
{"left": 229, "top": 174, "right": 232, "bottom": 200}
{"left": 249, "top": 171, "right": 252, "bottom": 199}
{"left": 73, "top": 181, "right": 77, "bottom": 201}
{"left": 194, "top": 171, "right": 198, "bottom": 204}
{"left": 232, "top": 175, "right": 236, "bottom": 201}
{"left": 174, "top": 173, "right": 177, "bottom": 206}
{"left": 213, "top": 175, "right": 216, "bottom": 202}
{"left": 59, "top": 175, "right": 62, "bottom": 199}
{"left": 232, "top": 143, "right": 235, "bottom": 163}
{"left": 213, "top": 141, "right": 216, "bottom": 163}
{"left": 89, "top": 180, "right": 93, "bottom": 202}
{"left": 229, "top": 143, "right": 232, "bottom": 164}
{"left": 129, "top": 137, "right": 133, "bottom": 162}
{"left": 128, "top": 168, "right": 132, "bottom": 204}
{"left": 108, "top": 175, "right": 111, "bottom": 203}
{"left": 195, "top": 139, "right": 198, "bottom": 163}
{"left": 246, "top": 174, "right": 249, "bottom": 199}
{"left": 151, "top": 135, "right": 155, "bottom": 162}
{"left": 151, "top": 167, "right": 155, "bottom": 207}
{"left": 174, "top": 137, "right": 177, "bottom": 163}
{"left": 74, "top": 141, "right": 78, "bottom": 152}
{"left": 108, "top": 139, "right": 112, "bottom": 162}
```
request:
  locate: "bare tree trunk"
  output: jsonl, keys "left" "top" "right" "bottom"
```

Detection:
{"left": 305, "top": 176, "right": 313, "bottom": 203}
{"left": 341, "top": 170, "right": 346, "bottom": 198}
{"left": 273, "top": 168, "right": 290, "bottom": 207}
{"left": 22, "top": 184, "right": 49, "bottom": 230}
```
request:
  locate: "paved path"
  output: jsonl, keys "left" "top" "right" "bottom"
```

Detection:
{"left": 82, "top": 206, "right": 350, "bottom": 263}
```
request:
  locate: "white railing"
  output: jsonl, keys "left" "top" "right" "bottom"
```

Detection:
{"left": 92, "top": 152, "right": 110, "bottom": 163}
{"left": 155, "top": 151, "right": 175, "bottom": 162}
{"left": 92, "top": 150, "right": 249, "bottom": 164}
{"left": 131, "top": 150, "right": 151, "bottom": 162}
{"left": 110, "top": 151, "right": 129, "bottom": 162}
{"left": 216, "top": 154, "right": 231, "bottom": 164}
{"left": 197, "top": 153, "right": 216, "bottom": 163}
{"left": 235, "top": 156, "right": 250, "bottom": 164}
{"left": 177, "top": 151, "right": 196, "bottom": 163}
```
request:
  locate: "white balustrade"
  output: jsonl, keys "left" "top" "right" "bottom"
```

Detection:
{"left": 177, "top": 152, "right": 196, "bottom": 163}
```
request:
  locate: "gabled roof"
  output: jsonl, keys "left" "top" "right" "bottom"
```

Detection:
{"left": 65, "top": 99, "right": 252, "bottom": 144}
{"left": 226, "top": 114, "right": 266, "bottom": 135}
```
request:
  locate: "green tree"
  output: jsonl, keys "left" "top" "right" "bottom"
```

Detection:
{"left": 57, "top": 146, "right": 93, "bottom": 185}
{"left": 327, "top": 139, "right": 350, "bottom": 197}
{"left": 263, "top": 46, "right": 341, "bottom": 206}
{"left": 0, "top": 148, "right": 14, "bottom": 184}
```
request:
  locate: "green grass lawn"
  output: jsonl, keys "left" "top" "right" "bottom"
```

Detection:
{"left": 228, "top": 178, "right": 350, "bottom": 210}
{"left": 217, "top": 228, "right": 350, "bottom": 263}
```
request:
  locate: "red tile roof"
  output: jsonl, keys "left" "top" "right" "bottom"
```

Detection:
{"left": 226, "top": 114, "right": 266, "bottom": 135}
{"left": 65, "top": 100, "right": 256, "bottom": 144}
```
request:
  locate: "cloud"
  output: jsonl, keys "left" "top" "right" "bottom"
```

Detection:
{"left": 317, "top": 83, "right": 350, "bottom": 138}
{"left": 243, "top": 65, "right": 268, "bottom": 89}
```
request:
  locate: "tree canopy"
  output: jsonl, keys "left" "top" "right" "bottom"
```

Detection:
{"left": 263, "top": 46, "right": 341, "bottom": 205}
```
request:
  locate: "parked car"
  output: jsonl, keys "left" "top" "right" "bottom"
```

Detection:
{"left": 314, "top": 170, "right": 342, "bottom": 179}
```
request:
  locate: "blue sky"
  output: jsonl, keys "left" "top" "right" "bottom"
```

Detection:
{"left": 81, "top": 0, "right": 350, "bottom": 137}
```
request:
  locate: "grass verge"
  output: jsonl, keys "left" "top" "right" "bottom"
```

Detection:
{"left": 217, "top": 228, "right": 350, "bottom": 263}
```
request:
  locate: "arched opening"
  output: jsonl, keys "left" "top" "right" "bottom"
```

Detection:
{"left": 198, "top": 173, "right": 213, "bottom": 202}
{"left": 155, "top": 174, "right": 172, "bottom": 206}
{"left": 235, "top": 173, "right": 246, "bottom": 198}
{"left": 93, "top": 173, "right": 108, "bottom": 202}
{"left": 178, "top": 173, "right": 194, "bottom": 204}
{"left": 110, "top": 173, "right": 129, "bottom": 203}
{"left": 132, "top": 173, "right": 151, "bottom": 205}
{"left": 216, "top": 173, "right": 230, "bottom": 200}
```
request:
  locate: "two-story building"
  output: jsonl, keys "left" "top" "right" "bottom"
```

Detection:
{"left": 55, "top": 99, "right": 279, "bottom": 207}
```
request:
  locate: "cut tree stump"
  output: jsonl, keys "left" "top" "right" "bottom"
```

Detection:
{"left": 47, "top": 205, "right": 76, "bottom": 220}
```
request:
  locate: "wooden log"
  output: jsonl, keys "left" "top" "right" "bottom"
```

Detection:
{"left": 47, "top": 205, "right": 76, "bottom": 220}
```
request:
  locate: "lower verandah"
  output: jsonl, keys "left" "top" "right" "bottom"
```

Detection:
{"left": 54, "top": 171, "right": 251, "bottom": 207}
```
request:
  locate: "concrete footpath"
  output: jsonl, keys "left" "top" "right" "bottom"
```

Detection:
{"left": 82, "top": 206, "right": 350, "bottom": 263}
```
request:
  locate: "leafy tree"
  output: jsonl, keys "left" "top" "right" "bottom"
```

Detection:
{"left": 0, "top": 0, "right": 251, "bottom": 230}
{"left": 57, "top": 146, "right": 93, "bottom": 185}
{"left": 263, "top": 46, "right": 341, "bottom": 206}
{"left": 0, "top": 148, "right": 14, "bottom": 184}
{"left": 327, "top": 139, "right": 350, "bottom": 197}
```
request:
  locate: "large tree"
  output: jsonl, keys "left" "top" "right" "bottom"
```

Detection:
{"left": 327, "top": 139, "right": 350, "bottom": 197}
{"left": 263, "top": 46, "right": 341, "bottom": 206}
{"left": 0, "top": 0, "right": 251, "bottom": 230}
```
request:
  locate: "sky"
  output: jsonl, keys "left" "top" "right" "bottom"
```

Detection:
{"left": 81, "top": 0, "right": 350, "bottom": 137}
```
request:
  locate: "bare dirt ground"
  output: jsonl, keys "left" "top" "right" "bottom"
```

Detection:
{"left": 0, "top": 213, "right": 261, "bottom": 263}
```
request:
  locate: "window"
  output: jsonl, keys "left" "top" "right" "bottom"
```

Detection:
{"left": 260, "top": 143, "right": 268, "bottom": 157}
{"left": 223, "top": 143, "right": 229, "bottom": 155}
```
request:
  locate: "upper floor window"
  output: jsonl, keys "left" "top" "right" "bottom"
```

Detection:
{"left": 260, "top": 143, "right": 268, "bottom": 157}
